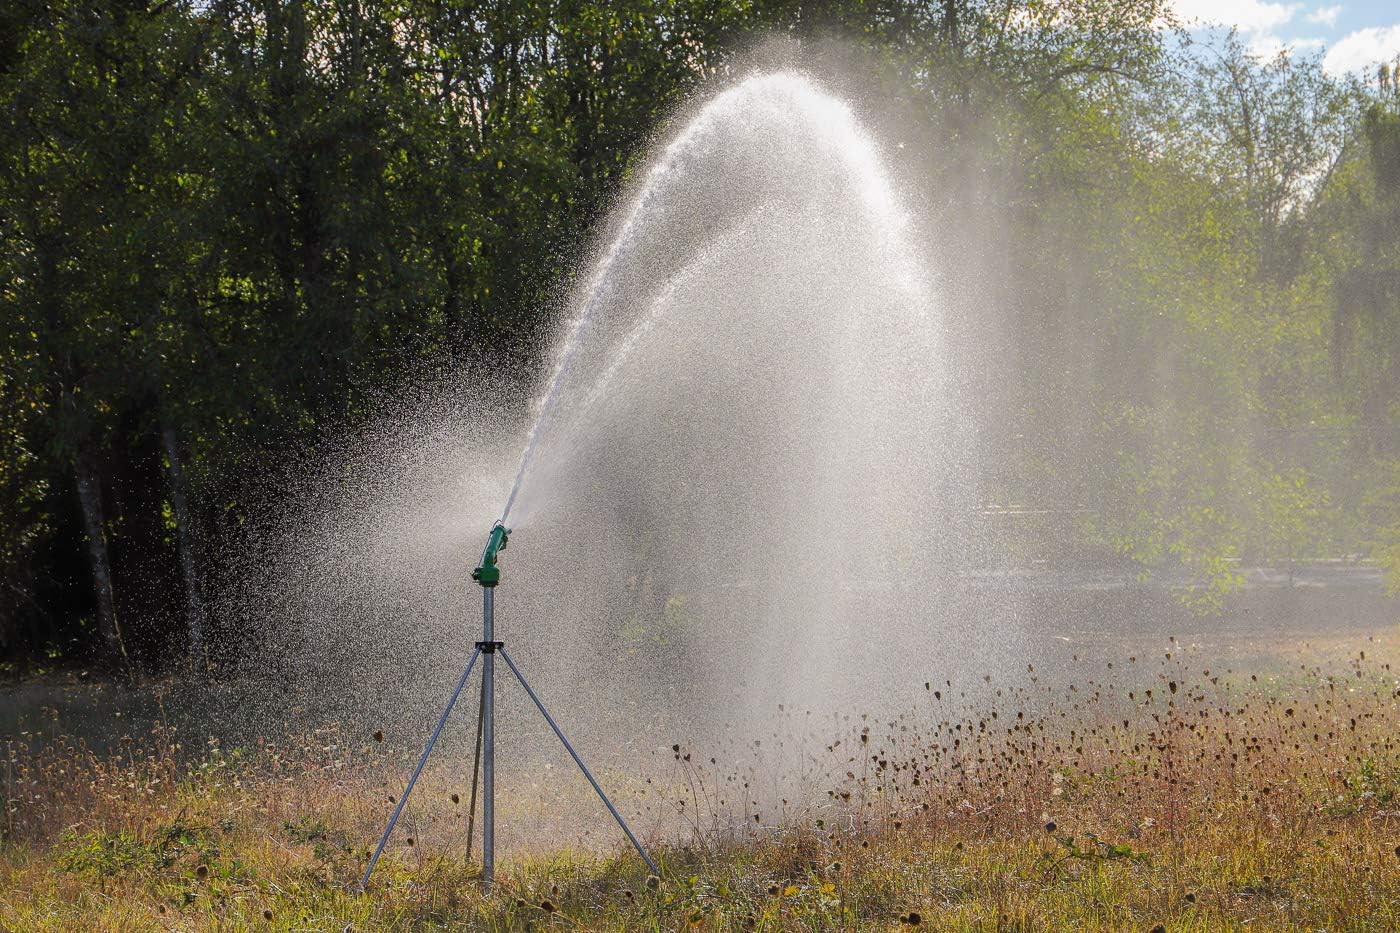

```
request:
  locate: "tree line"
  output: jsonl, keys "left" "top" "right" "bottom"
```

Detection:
{"left": 2, "top": 0, "right": 1398, "bottom": 677}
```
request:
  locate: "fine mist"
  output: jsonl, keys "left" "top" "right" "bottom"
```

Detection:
{"left": 219, "top": 67, "right": 997, "bottom": 821}
{"left": 211, "top": 60, "right": 1388, "bottom": 852}
{"left": 502, "top": 71, "right": 976, "bottom": 721}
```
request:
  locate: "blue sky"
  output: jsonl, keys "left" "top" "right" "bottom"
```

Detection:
{"left": 1170, "top": 0, "right": 1400, "bottom": 73}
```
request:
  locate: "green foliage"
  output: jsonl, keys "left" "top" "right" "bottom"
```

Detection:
{"left": 1039, "top": 832, "right": 1150, "bottom": 877}
{"left": 1256, "top": 468, "right": 1332, "bottom": 568}
{"left": 1, "top": 1, "right": 1399, "bottom": 666}
{"left": 56, "top": 829, "right": 162, "bottom": 879}
{"left": 279, "top": 816, "right": 330, "bottom": 846}
{"left": 985, "top": 32, "right": 1400, "bottom": 607}
{"left": 1343, "top": 756, "right": 1400, "bottom": 807}
{"left": 1364, "top": 460, "right": 1400, "bottom": 593}
{"left": 0, "top": 374, "right": 49, "bottom": 640}
{"left": 56, "top": 819, "right": 215, "bottom": 879}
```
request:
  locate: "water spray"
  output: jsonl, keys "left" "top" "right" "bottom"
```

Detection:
{"left": 359, "top": 272, "right": 652, "bottom": 891}
{"left": 361, "top": 521, "right": 658, "bottom": 891}
{"left": 356, "top": 70, "right": 938, "bottom": 894}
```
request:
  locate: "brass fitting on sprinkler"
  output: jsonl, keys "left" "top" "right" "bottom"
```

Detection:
{"left": 472, "top": 521, "right": 510, "bottom": 588}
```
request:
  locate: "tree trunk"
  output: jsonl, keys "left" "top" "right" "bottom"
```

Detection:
{"left": 74, "top": 448, "right": 132, "bottom": 679}
{"left": 162, "top": 424, "right": 208, "bottom": 673}
{"left": 943, "top": 0, "right": 961, "bottom": 54}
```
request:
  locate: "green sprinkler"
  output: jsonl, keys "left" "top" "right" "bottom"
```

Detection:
{"left": 361, "top": 519, "right": 657, "bottom": 892}
{"left": 471, "top": 521, "right": 510, "bottom": 588}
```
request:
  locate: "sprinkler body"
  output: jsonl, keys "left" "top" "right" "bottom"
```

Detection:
{"left": 472, "top": 521, "right": 510, "bottom": 587}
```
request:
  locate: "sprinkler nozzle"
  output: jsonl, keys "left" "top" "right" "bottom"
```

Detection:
{"left": 472, "top": 522, "right": 510, "bottom": 587}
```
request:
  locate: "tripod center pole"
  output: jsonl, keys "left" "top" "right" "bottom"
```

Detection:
{"left": 471, "top": 521, "right": 508, "bottom": 890}
{"left": 482, "top": 587, "right": 495, "bottom": 887}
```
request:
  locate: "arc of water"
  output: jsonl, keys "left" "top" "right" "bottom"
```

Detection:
{"left": 497, "top": 71, "right": 920, "bottom": 526}
{"left": 496, "top": 89, "right": 743, "bottom": 524}
{"left": 576, "top": 216, "right": 763, "bottom": 416}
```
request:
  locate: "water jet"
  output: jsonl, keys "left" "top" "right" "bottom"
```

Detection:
{"left": 344, "top": 66, "right": 966, "bottom": 887}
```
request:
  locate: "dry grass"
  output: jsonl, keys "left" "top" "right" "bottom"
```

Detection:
{"left": 2, "top": 636, "right": 1398, "bottom": 931}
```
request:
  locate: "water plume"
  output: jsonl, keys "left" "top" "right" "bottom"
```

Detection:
{"left": 230, "top": 69, "right": 985, "bottom": 830}
{"left": 500, "top": 70, "right": 974, "bottom": 723}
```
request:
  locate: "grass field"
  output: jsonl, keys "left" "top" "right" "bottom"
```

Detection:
{"left": 2, "top": 632, "right": 1398, "bottom": 931}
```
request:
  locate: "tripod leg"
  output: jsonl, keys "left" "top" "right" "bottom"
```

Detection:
{"left": 360, "top": 647, "right": 482, "bottom": 890}
{"left": 465, "top": 679, "right": 485, "bottom": 858}
{"left": 497, "top": 646, "right": 660, "bottom": 875}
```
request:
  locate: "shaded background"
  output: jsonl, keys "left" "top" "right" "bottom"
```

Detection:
{"left": 3, "top": 1, "right": 1400, "bottom": 684}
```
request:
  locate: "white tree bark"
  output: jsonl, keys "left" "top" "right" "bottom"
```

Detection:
{"left": 162, "top": 424, "right": 208, "bottom": 672}
{"left": 74, "top": 450, "right": 131, "bottom": 678}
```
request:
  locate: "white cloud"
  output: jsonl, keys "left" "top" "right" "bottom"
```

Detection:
{"left": 1305, "top": 5, "right": 1343, "bottom": 28}
{"left": 1170, "top": 0, "right": 1301, "bottom": 35}
{"left": 1322, "top": 24, "right": 1400, "bottom": 74}
{"left": 1249, "top": 33, "right": 1326, "bottom": 58}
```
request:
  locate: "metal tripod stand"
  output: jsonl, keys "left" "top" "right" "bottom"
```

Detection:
{"left": 360, "top": 523, "right": 659, "bottom": 890}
